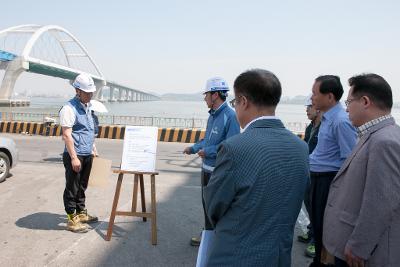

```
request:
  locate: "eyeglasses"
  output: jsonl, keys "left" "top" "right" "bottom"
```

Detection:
{"left": 344, "top": 98, "right": 358, "bottom": 107}
{"left": 229, "top": 95, "right": 243, "bottom": 108}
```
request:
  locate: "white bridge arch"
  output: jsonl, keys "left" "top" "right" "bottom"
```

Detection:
{"left": 0, "top": 24, "right": 159, "bottom": 105}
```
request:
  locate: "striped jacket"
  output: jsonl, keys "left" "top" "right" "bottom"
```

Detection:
{"left": 204, "top": 118, "right": 309, "bottom": 266}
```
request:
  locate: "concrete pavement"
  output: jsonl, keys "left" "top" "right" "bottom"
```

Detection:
{"left": 0, "top": 133, "right": 312, "bottom": 266}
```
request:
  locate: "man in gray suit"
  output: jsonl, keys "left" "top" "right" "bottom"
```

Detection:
{"left": 203, "top": 69, "right": 309, "bottom": 266}
{"left": 323, "top": 73, "right": 400, "bottom": 267}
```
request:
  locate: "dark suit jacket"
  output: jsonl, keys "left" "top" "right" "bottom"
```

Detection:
{"left": 204, "top": 119, "right": 309, "bottom": 267}
{"left": 304, "top": 121, "right": 320, "bottom": 154}
{"left": 323, "top": 118, "right": 400, "bottom": 266}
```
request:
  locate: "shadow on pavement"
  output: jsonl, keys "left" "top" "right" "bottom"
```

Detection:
{"left": 16, "top": 212, "right": 67, "bottom": 230}
{"left": 15, "top": 212, "right": 127, "bottom": 236}
{"left": 42, "top": 157, "right": 63, "bottom": 163}
{"left": 94, "top": 221, "right": 132, "bottom": 241}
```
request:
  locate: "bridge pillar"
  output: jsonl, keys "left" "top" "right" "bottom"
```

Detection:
{"left": 0, "top": 58, "right": 26, "bottom": 103}
{"left": 123, "top": 89, "right": 127, "bottom": 101}
{"left": 118, "top": 89, "right": 123, "bottom": 101}
{"left": 94, "top": 81, "right": 105, "bottom": 99}
{"left": 109, "top": 87, "right": 115, "bottom": 101}
{"left": 98, "top": 86, "right": 108, "bottom": 101}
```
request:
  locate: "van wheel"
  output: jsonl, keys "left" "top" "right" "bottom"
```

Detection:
{"left": 0, "top": 152, "right": 10, "bottom": 183}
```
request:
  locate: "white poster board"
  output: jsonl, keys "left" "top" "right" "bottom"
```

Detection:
{"left": 120, "top": 126, "right": 158, "bottom": 172}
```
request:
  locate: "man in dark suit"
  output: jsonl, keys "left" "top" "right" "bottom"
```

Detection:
{"left": 203, "top": 69, "right": 309, "bottom": 266}
{"left": 323, "top": 73, "right": 400, "bottom": 267}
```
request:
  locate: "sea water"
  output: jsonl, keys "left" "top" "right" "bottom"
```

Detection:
{"left": 2, "top": 97, "right": 400, "bottom": 130}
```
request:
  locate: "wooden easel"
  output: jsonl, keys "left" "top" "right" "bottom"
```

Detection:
{"left": 106, "top": 169, "right": 159, "bottom": 245}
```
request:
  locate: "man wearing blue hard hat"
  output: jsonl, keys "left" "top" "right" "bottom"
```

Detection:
{"left": 183, "top": 77, "right": 240, "bottom": 246}
{"left": 59, "top": 73, "right": 99, "bottom": 233}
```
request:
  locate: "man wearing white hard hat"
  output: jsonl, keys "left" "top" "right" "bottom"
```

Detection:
{"left": 59, "top": 73, "right": 98, "bottom": 233}
{"left": 297, "top": 95, "right": 322, "bottom": 258}
{"left": 183, "top": 77, "right": 240, "bottom": 246}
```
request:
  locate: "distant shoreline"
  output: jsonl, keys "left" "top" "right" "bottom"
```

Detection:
{"left": 13, "top": 95, "right": 400, "bottom": 108}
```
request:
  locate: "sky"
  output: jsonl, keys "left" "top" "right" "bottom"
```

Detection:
{"left": 1, "top": 0, "right": 400, "bottom": 101}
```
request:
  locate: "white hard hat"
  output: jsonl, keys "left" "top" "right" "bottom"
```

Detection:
{"left": 90, "top": 100, "right": 108, "bottom": 113}
{"left": 305, "top": 94, "right": 312, "bottom": 106}
{"left": 72, "top": 73, "right": 96, "bottom": 93}
{"left": 204, "top": 77, "right": 229, "bottom": 94}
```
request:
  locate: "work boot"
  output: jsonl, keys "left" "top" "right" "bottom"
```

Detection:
{"left": 66, "top": 214, "right": 88, "bottom": 233}
{"left": 305, "top": 243, "right": 316, "bottom": 258}
{"left": 298, "top": 232, "right": 311, "bottom": 243}
{"left": 77, "top": 209, "right": 98, "bottom": 223}
{"left": 190, "top": 236, "right": 201, "bottom": 246}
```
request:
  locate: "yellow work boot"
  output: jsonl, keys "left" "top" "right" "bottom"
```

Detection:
{"left": 305, "top": 243, "right": 316, "bottom": 258}
{"left": 77, "top": 209, "right": 98, "bottom": 224}
{"left": 190, "top": 236, "right": 201, "bottom": 246}
{"left": 66, "top": 214, "right": 88, "bottom": 233}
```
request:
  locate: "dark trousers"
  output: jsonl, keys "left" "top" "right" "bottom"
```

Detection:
{"left": 335, "top": 257, "right": 349, "bottom": 267}
{"left": 310, "top": 171, "right": 337, "bottom": 264}
{"left": 201, "top": 170, "right": 213, "bottom": 230}
{"left": 63, "top": 152, "right": 93, "bottom": 214}
{"left": 304, "top": 176, "right": 314, "bottom": 240}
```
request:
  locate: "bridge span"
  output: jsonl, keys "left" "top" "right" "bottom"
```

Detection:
{"left": 0, "top": 24, "right": 159, "bottom": 106}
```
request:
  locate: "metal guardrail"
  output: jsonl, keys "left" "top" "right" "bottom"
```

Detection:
{"left": 284, "top": 122, "right": 309, "bottom": 133}
{"left": 0, "top": 112, "right": 307, "bottom": 133}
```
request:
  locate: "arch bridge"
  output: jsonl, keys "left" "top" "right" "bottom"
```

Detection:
{"left": 0, "top": 24, "right": 159, "bottom": 106}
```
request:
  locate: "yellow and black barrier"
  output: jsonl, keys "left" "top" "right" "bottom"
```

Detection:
{"left": 0, "top": 121, "right": 304, "bottom": 142}
{"left": 96, "top": 125, "right": 206, "bottom": 142}
{"left": 0, "top": 121, "right": 206, "bottom": 143}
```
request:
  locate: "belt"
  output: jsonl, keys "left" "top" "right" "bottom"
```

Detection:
{"left": 310, "top": 171, "right": 337, "bottom": 177}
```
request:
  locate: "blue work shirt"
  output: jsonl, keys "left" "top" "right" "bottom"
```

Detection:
{"left": 309, "top": 103, "right": 356, "bottom": 172}
{"left": 191, "top": 102, "right": 240, "bottom": 173}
